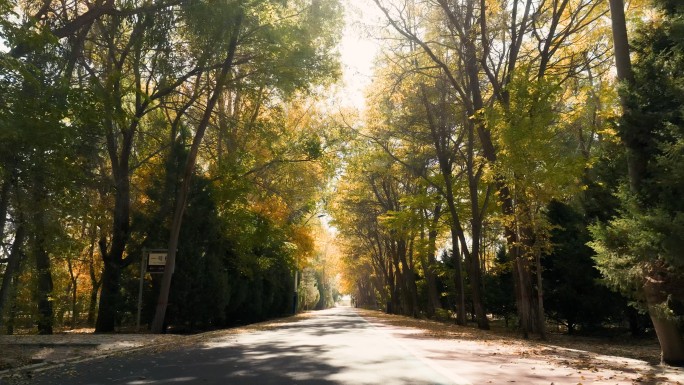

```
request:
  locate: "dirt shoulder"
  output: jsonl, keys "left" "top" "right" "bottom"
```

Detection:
{"left": 354, "top": 309, "right": 661, "bottom": 364}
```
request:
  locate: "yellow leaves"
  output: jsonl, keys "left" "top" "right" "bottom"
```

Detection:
{"left": 598, "top": 127, "right": 619, "bottom": 140}
{"left": 251, "top": 195, "right": 289, "bottom": 223}
{"left": 289, "top": 225, "right": 315, "bottom": 267}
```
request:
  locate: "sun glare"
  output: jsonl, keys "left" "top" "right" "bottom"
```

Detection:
{"left": 337, "top": 0, "right": 384, "bottom": 111}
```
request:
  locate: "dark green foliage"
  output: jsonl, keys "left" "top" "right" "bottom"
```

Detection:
{"left": 166, "top": 178, "right": 232, "bottom": 329}
{"left": 139, "top": 182, "right": 295, "bottom": 330}
{"left": 483, "top": 248, "right": 516, "bottom": 325}
{"left": 592, "top": 0, "right": 684, "bottom": 299}
{"left": 543, "top": 201, "right": 626, "bottom": 333}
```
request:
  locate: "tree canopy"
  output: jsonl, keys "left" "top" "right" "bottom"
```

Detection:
{"left": 1, "top": 0, "right": 684, "bottom": 368}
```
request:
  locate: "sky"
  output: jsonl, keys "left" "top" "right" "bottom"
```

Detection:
{"left": 336, "top": 0, "right": 384, "bottom": 110}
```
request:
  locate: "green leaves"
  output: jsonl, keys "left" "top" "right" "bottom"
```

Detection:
{"left": 488, "top": 71, "right": 584, "bottom": 202}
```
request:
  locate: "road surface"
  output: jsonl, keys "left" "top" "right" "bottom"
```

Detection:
{"left": 8, "top": 307, "right": 683, "bottom": 384}
{"left": 9, "top": 308, "right": 460, "bottom": 385}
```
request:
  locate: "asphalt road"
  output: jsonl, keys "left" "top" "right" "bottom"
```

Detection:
{"left": 20, "top": 307, "right": 466, "bottom": 385}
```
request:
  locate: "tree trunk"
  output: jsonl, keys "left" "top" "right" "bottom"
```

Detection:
{"left": 466, "top": 116, "right": 489, "bottom": 330}
{"left": 32, "top": 174, "right": 54, "bottom": 335}
{"left": 608, "top": 0, "right": 633, "bottom": 83}
{"left": 534, "top": 248, "right": 547, "bottom": 340}
{"left": 87, "top": 277, "right": 101, "bottom": 326}
{"left": 512, "top": 252, "right": 531, "bottom": 338}
{"left": 86, "top": 229, "right": 101, "bottom": 326}
{"left": 6, "top": 286, "right": 18, "bottom": 335}
{"left": 96, "top": 259, "right": 122, "bottom": 332}
{"left": 386, "top": 259, "right": 396, "bottom": 313}
{"left": 398, "top": 240, "right": 418, "bottom": 317}
{"left": 426, "top": 225, "right": 442, "bottom": 314}
{"left": 0, "top": 172, "right": 11, "bottom": 243}
{"left": 0, "top": 224, "right": 25, "bottom": 330}
{"left": 441, "top": 175, "right": 466, "bottom": 325}
{"left": 450, "top": 230, "right": 466, "bottom": 326}
{"left": 643, "top": 263, "right": 684, "bottom": 366}
{"left": 649, "top": 316, "right": 684, "bottom": 366}
{"left": 422, "top": 206, "right": 442, "bottom": 317}
{"left": 469, "top": 220, "right": 489, "bottom": 330}
{"left": 390, "top": 243, "right": 403, "bottom": 315}
{"left": 34, "top": 229, "right": 54, "bottom": 335}
{"left": 608, "top": 0, "right": 647, "bottom": 195}
{"left": 67, "top": 259, "right": 79, "bottom": 329}
{"left": 95, "top": 166, "right": 131, "bottom": 332}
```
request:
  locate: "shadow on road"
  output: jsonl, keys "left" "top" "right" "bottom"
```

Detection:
{"left": 21, "top": 308, "right": 450, "bottom": 385}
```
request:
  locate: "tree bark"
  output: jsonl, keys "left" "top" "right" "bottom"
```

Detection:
{"left": 608, "top": 0, "right": 646, "bottom": 194}
{"left": 0, "top": 172, "right": 11, "bottom": 243}
{"left": 67, "top": 259, "right": 80, "bottom": 329}
{"left": 422, "top": 205, "right": 443, "bottom": 317}
{"left": 96, "top": 256, "right": 121, "bottom": 332}
{"left": 95, "top": 163, "right": 131, "bottom": 332}
{"left": 608, "top": 0, "right": 634, "bottom": 84}
{"left": 465, "top": 117, "right": 489, "bottom": 330}
{"left": 397, "top": 239, "right": 418, "bottom": 317}
{"left": 643, "top": 262, "right": 684, "bottom": 366}
{"left": 86, "top": 225, "right": 101, "bottom": 326}
{"left": 0, "top": 224, "right": 25, "bottom": 330}
{"left": 32, "top": 175, "right": 54, "bottom": 335}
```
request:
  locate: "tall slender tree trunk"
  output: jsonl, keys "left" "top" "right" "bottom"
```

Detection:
{"left": 534, "top": 248, "right": 547, "bottom": 340}
{"left": 390, "top": 243, "right": 403, "bottom": 315}
{"left": 469, "top": 219, "right": 488, "bottom": 330}
{"left": 0, "top": 224, "right": 25, "bottom": 331}
{"left": 86, "top": 225, "right": 100, "bottom": 326}
{"left": 87, "top": 275, "right": 101, "bottom": 326}
{"left": 6, "top": 284, "right": 19, "bottom": 335}
{"left": 67, "top": 259, "right": 79, "bottom": 329}
{"left": 0, "top": 172, "right": 11, "bottom": 243}
{"left": 398, "top": 240, "right": 418, "bottom": 317}
{"left": 466, "top": 117, "right": 489, "bottom": 330}
{"left": 421, "top": 206, "right": 442, "bottom": 317}
{"left": 426, "top": 217, "right": 442, "bottom": 314}
{"left": 32, "top": 174, "right": 54, "bottom": 335}
{"left": 439, "top": 169, "right": 466, "bottom": 325}
{"left": 608, "top": 0, "right": 645, "bottom": 192}
{"left": 449, "top": 224, "right": 466, "bottom": 326}
{"left": 386, "top": 258, "right": 396, "bottom": 313}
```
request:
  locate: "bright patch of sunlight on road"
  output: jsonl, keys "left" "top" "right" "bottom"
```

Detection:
{"left": 127, "top": 377, "right": 197, "bottom": 384}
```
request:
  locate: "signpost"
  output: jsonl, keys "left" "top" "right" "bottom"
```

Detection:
{"left": 136, "top": 249, "right": 168, "bottom": 331}
{"left": 147, "top": 251, "right": 168, "bottom": 273}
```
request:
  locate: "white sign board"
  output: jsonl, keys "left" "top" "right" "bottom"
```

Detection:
{"left": 147, "top": 251, "right": 168, "bottom": 273}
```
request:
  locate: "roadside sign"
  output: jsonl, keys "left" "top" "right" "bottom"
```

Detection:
{"left": 147, "top": 250, "right": 168, "bottom": 273}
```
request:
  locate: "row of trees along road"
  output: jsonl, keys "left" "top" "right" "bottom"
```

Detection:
{"left": 1, "top": 0, "right": 683, "bottom": 369}
{"left": 0, "top": 0, "right": 344, "bottom": 334}
{"left": 330, "top": 0, "right": 684, "bottom": 366}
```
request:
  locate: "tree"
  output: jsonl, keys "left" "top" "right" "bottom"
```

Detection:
{"left": 151, "top": 0, "right": 342, "bottom": 332}
{"left": 371, "top": 0, "right": 607, "bottom": 337}
{"left": 592, "top": 0, "right": 684, "bottom": 365}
